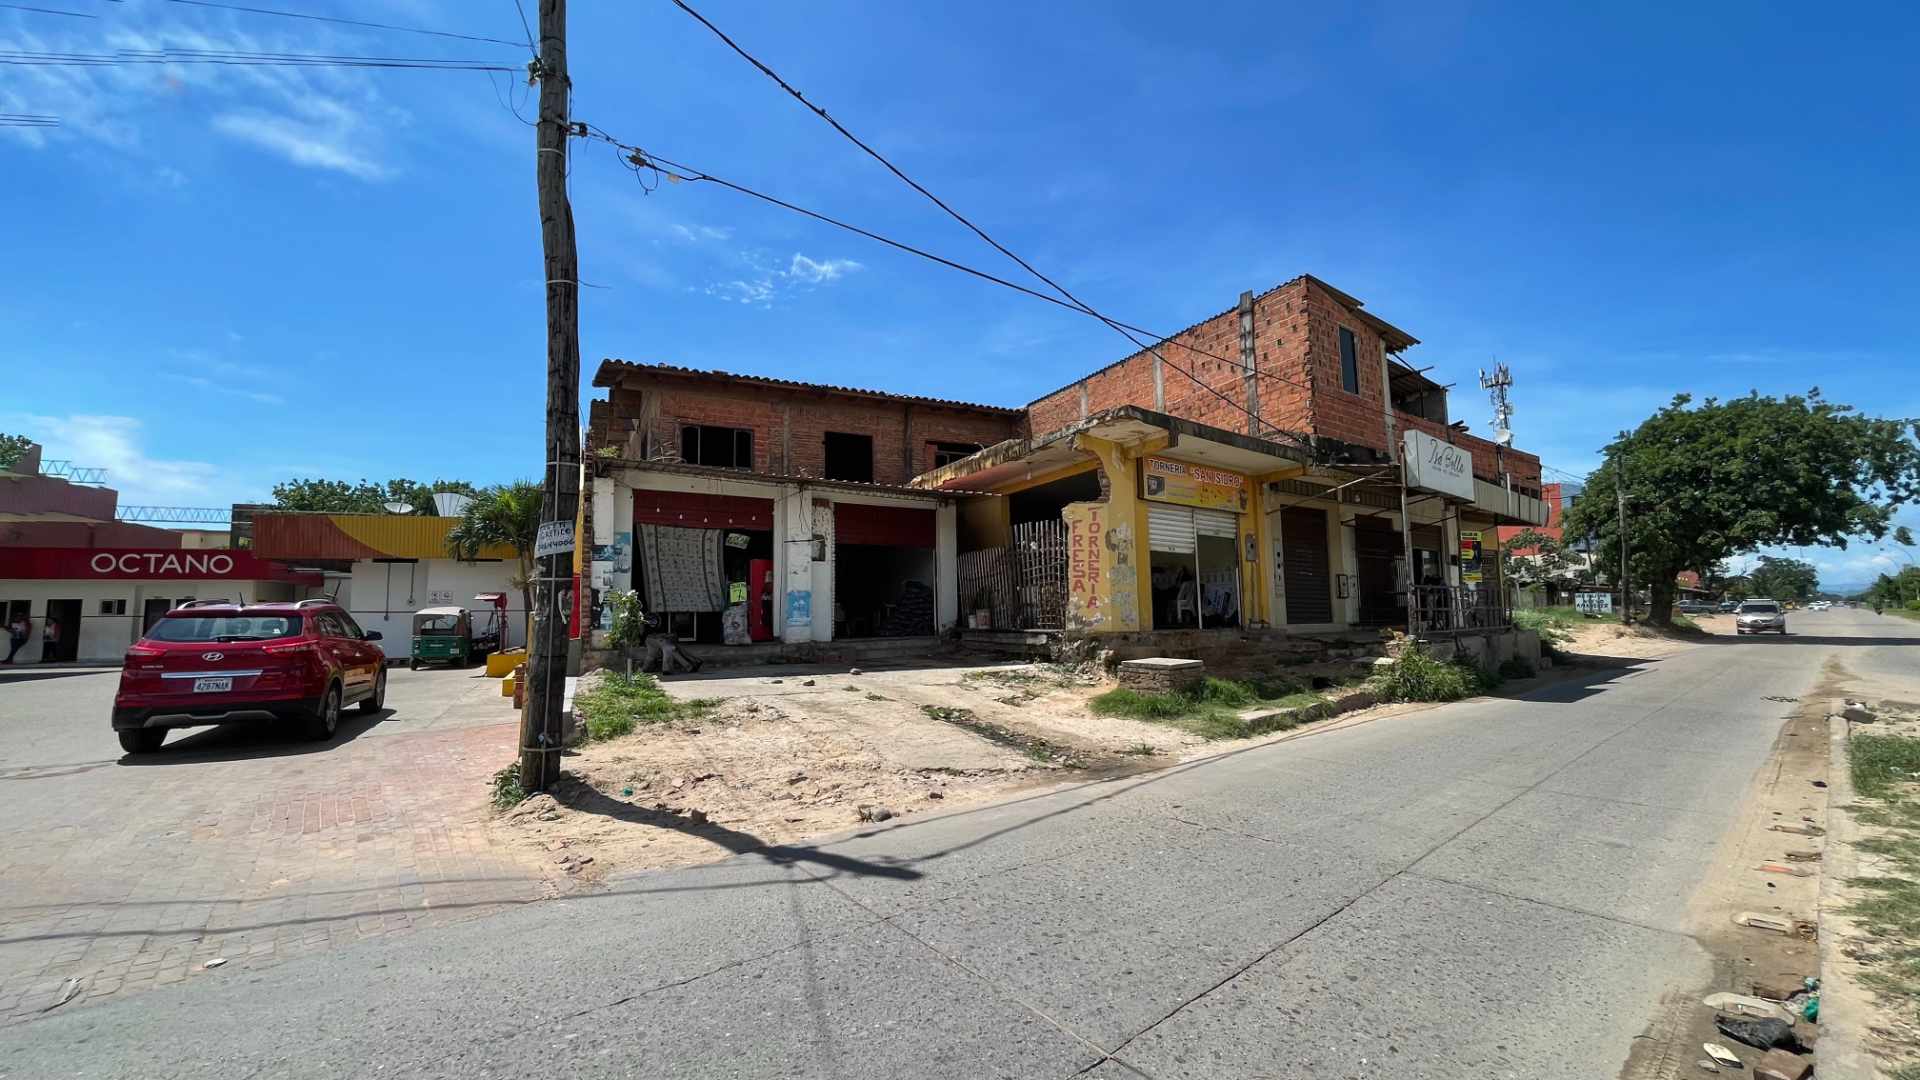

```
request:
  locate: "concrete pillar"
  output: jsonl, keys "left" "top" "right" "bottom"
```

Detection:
{"left": 779, "top": 487, "right": 815, "bottom": 644}
{"left": 809, "top": 498, "right": 833, "bottom": 643}
{"left": 934, "top": 502, "right": 958, "bottom": 633}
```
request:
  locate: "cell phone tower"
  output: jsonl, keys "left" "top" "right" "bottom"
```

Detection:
{"left": 1480, "top": 362, "right": 1514, "bottom": 446}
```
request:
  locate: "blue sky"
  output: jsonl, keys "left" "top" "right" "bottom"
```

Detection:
{"left": 3, "top": 0, "right": 1916, "bottom": 587}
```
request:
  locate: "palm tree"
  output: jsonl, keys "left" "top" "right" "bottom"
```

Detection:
{"left": 446, "top": 481, "right": 544, "bottom": 629}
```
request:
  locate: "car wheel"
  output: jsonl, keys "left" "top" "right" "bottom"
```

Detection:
{"left": 359, "top": 668, "right": 387, "bottom": 714}
{"left": 306, "top": 684, "right": 341, "bottom": 741}
{"left": 408, "top": 658, "right": 418, "bottom": 671}
{"left": 117, "top": 728, "right": 165, "bottom": 754}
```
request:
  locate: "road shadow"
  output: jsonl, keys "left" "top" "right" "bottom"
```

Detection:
{"left": 117, "top": 709, "right": 393, "bottom": 765}
{"left": 1509, "top": 656, "right": 1662, "bottom": 704}
{"left": 550, "top": 778, "right": 922, "bottom": 881}
{"left": 0, "top": 668, "right": 120, "bottom": 685}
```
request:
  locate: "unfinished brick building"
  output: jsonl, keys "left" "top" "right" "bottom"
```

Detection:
{"left": 582, "top": 274, "right": 1548, "bottom": 661}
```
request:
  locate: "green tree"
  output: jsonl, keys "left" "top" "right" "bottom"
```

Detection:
{"left": 1564, "top": 390, "right": 1920, "bottom": 626}
{"left": 1745, "top": 555, "right": 1820, "bottom": 603}
{"left": 271, "top": 477, "right": 476, "bottom": 514}
{"left": 1501, "top": 528, "right": 1588, "bottom": 595}
{"left": 445, "top": 481, "right": 544, "bottom": 618}
{"left": 0, "top": 433, "right": 34, "bottom": 470}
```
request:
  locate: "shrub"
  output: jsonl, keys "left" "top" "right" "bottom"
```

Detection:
{"left": 574, "top": 670, "right": 689, "bottom": 742}
{"left": 490, "top": 762, "right": 526, "bottom": 809}
{"left": 1372, "top": 646, "right": 1480, "bottom": 703}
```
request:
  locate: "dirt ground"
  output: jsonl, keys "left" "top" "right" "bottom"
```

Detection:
{"left": 1557, "top": 615, "right": 1719, "bottom": 660}
{"left": 489, "top": 661, "right": 1202, "bottom": 883}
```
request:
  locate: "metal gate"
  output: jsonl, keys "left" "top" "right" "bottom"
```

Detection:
{"left": 955, "top": 520, "right": 1067, "bottom": 631}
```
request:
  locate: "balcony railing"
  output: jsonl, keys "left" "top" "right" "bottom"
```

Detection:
{"left": 1408, "top": 584, "right": 1514, "bottom": 637}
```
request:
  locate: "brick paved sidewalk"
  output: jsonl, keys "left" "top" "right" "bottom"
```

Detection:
{"left": 0, "top": 712, "right": 556, "bottom": 1024}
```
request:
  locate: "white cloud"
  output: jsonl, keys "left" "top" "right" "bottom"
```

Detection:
{"left": 669, "top": 223, "right": 734, "bottom": 243}
{"left": 0, "top": 17, "right": 406, "bottom": 180}
{"left": 703, "top": 252, "right": 864, "bottom": 307}
{"left": 164, "top": 373, "right": 285, "bottom": 406}
{"left": 3, "top": 413, "right": 220, "bottom": 502}
{"left": 211, "top": 105, "right": 389, "bottom": 180}
{"left": 787, "top": 254, "right": 862, "bottom": 284}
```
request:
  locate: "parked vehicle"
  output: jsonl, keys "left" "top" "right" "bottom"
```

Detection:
{"left": 112, "top": 599, "right": 387, "bottom": 754}
{"left": 1675, "top": 600, "right": 1715, "bottom": 614}
{"left": 1734, "top": 598, "right": 1787, "bottom": 635}
{"left": 1719, "top": 600, "right": 1740, "bottom": 612}
{"left": 410, "top": 607, "right": 485, "bottom": 669}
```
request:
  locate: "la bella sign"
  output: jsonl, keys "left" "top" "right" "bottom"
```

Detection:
{"left": 1402, "top": 429, "right": 1475, "bottom": 500}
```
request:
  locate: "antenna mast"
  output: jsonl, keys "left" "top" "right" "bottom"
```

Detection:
{"left": 1479, "top": 362, "right": 1514, "bottom": 446}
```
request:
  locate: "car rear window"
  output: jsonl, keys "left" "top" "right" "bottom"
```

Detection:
{"left": 146, "top": 614, "right": 305, "bottom": 643}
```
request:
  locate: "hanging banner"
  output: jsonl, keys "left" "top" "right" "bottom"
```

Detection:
{"left": 1460, "top": 530, "right": 1484, "bottom": 585}
{"left": 1140, "top": 457, "right": 1249, "bottom": 512}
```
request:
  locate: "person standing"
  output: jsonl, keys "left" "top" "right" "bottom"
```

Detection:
{"left": 4, "top": 612, "right": 27, "bottom": 663}
{"left": 40, "top": 615, "right": 60, "bottom": 663}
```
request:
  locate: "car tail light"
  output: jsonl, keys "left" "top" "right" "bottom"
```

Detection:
{"left": 124, "top": 644, "right": 165, "bottom": 675}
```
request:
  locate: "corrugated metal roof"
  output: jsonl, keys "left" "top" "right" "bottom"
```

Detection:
{"left": 250, "top": 513, "right": 518, "bottom": 561}
{"left": 593, "top": 360, "right": 1024, "bottom": 415}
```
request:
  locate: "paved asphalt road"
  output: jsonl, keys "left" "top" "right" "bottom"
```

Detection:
{"left": 7, "top": 610, "right": 1917, "bottom": 1079}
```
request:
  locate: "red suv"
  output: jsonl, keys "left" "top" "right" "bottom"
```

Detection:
{"left": 113, "top": 600, "right": 388, "bottom": 754}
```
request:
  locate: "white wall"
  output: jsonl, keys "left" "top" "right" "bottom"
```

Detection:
{"left": 344, "top": 558, "right": 523, "bottom": 659}
{"left": 0, "top": 578, "right": 314, "bottom": 663}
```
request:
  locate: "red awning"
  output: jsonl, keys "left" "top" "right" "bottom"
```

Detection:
{"left": 834, "top": 503, "right": 934, "bottom": 548}
{"left": 631, "top": 491, "right": 775, "bottom": 530}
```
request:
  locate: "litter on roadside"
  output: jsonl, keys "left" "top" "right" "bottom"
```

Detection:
{"left": 1701, "top": 993, "right": 1794, "bottom": 1023}
{"left": 1714, "top": 1015, "right": 1803, "bottom": 1053}
{"left": 1754, "top": 862, "right": 1813, "bottom": 877}
{"left": 1703, "top": 1043, "right": 1744, "bottom": 1069}
{"left": 1768, "top": 822, "right": 1824, "bottom": 837}
{"left": 1735, "top": 911, "right": 1796, "bottom": 933}
{"left": 202, "top": 957, "right": 227, "bottom": 969}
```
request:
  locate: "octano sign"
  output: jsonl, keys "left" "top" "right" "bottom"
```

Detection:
{"left": 0, "top": 547, "right": 319, "bottom": 584}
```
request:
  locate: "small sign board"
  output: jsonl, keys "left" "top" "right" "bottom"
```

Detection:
{"left": 1140, "top": 456, "right": 1248, "bottom": 512}
{"left": 1402, "top": 429, "right": 1475, "bottom": 501}
{"left": 1575, "top": 591, "right": 1614, "bottom": 616}
{"left": 535, "top": 521, "right": 576, "bottom": 559}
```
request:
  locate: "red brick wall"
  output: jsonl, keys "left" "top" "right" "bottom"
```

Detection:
{"left": 1297, "top": 279, "right": 1390, "bottom": 451}
{"left": 1026, "top": 279, "right": 1319, "bottom": 440}
{"left": 1397, "top": 412, "right": 1543, "bottom": 488}
{"left": 595, "top": 374, "right": 1021, "bottom": 486}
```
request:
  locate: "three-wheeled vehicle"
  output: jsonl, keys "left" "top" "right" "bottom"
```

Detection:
{"left": 408, "top": 594, "right": 509, "bottom": 669}
{"left": 409, "top": 607, "right": 478, "bottom": 669}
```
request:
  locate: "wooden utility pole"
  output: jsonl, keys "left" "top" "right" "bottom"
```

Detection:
{"left": 1616, "top": 448, "right": 1631, "bottom": 625}
{"left": 523, "top": 0, "right": 580, "bottom": 792}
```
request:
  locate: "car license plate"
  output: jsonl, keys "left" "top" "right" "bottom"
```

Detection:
{"left": 193, "top": 677, "right": 233, "bottom": 693}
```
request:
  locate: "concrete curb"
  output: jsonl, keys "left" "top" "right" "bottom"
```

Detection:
{"left": 1819, "top": 708, "right": 1881, "bottom": 1080}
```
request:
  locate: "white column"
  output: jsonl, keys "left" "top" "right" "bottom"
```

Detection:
{"left": 808, "top": 499, "right": 834, "bottom": 642}
{"left": 934, "top": 502, "right": 958, "bottom": 632}
{"left": 779, "top": 487, "right": 815, "bottom": 644}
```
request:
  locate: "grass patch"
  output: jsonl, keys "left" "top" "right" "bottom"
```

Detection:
{"left": 1845, "top": 730, "right": 1920, "bottom": 1032}
{"left": 1854, "top": 734, "right": 1920, "bottom": 801}
{"left": 1512, "top": 606, "right": 1590, "bottom": 645}
{"left": 865, "top": 692, "right": 887, "bottom": 702}
{"left": 1089, "top": 676, "right": 1325, "bottom": 741}
{"left": 1120, "top": 742, "right": 1160, "bottom": 756}
{"left": 1668, "top": 613, "right": 1702, "bottom": 633}
{"left": 574, "top": 672, "right": 714, "bottom": 743}
{"left": 1371, "top": 646, "right": 1482, "bottom": 703}
{"left": 490, "top": 762, "right": 526, "bottom": 809}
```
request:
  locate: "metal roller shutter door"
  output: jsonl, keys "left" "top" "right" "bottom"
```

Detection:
{"left": 1147, "top": 506, "right": 1195, "bottom": 554}
{"left": 1193, "top": 509, "right": 1238, "bottom": 539}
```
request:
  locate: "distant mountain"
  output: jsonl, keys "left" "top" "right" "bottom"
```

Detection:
{"left": 1821, "top": 580, "right": 1875, "bottom": 597}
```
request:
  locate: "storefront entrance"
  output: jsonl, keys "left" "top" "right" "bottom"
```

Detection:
{"left": 1146, "top": 505, "right": 1241, "bottom": 630}
{"left": 1352, "top": 517, "right": 1406, "bottom": 627}
{"left": 43, "top": 598, "right": 82, "bottom": 662}
{"left": 1278, "top": 507, "right": 1333, "bottom": 625}
{"left": 632, "top": 491, "right": 776, "bottom": 645}
{"left": 833, "top": 503, "right": 936, "bottom": 639}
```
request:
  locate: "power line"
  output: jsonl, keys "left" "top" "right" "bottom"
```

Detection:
{"left": 510, "top": 0, "right": 535, "bottom": 54}
{"left": 663, "top": 0, "right": 1307, "bottom": 447}
{"left": 159, "top": 0, "right": 526, "bottom": 49}
{"left": 581, "top": 132, "right": 1321, "bottom": 437}
{"left": 0, "top": 3, "right": 95, "bottom": 17}
{"left": 0, "top": 47, "right": 516, "bottom": 71}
